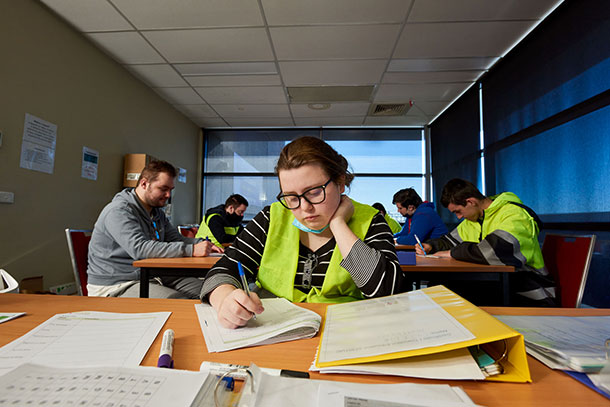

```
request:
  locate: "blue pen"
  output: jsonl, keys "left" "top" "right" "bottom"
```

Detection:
{"left": 414, "top": 234, "right": 427, "bottom": 256}
{"left": 204, "top": 236, "right": 210, "bottom": 242}
{"left": 237, "top": 262, "right": 256, "bottom": 320}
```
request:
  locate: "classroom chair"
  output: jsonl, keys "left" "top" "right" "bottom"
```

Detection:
{"left": 0, "top": 269, "right": 19, "bottom": 293}
{"left": 65, "top": 228, "right": 92, "bottom": 296}
{"left": 542, "top": 233, "right": 596, "bottom": 308}
{"left": 178, "top": 225, "right": 199, "bottom": 238}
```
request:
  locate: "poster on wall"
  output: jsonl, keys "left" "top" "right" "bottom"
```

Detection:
{"left": 19, "top": 113, "right": 57, "bottom": 174}
{"left": 81, "top": 147, "right": 99, "bottom": 181}
{"left": 178, "top": 167, "right": 187, "bottom": 183}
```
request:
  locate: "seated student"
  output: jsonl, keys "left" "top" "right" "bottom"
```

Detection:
{"left": 392, "top": 188, "right": 448, "bottom": 245}
{"left": 87, "top": 160, "right": 223, "bottom": 299}
{"left": 372, "top": 202, "right": 402, "bottom": 234}
{"left": 416, "top": 178, "right": 556, "bottom": 306}
{"left": 201, "top": 137, "right": 404, "bottom": 329}
{"left": 196, "top": 194, "right": 248, "bottom": 247}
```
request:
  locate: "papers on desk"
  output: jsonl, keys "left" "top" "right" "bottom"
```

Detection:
{"left": 493, "top": 315, "right": 610, "bottom": 373}
{"left": 237, "top": 365, "right": 480, "bottom": 407}
{"left": 195, "top": 298, "right": 321, "bottom": 352}
{"left": 0, "top": 311, "right": 170, "bottom": 375}
{"left": 0, "top": 363, "right": 208, "bottom": 407}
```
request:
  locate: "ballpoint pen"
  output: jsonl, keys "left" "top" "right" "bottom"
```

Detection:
{"left": 237, "top": 261, "right": 256, "bottom": 320}
{"left": 157, "top": 328, "right": 174, "bottom": 368}
{"left": 414, "top": 234, "right": 427, "bottom": 256}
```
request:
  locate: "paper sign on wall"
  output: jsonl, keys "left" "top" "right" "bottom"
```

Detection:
{"left": 20, "top": 113, "right": 57, "bottom": 174}
{"left": 178, "top": 167, "right": 187, "bottom": 183}
{"left": 82, "top": 147, "right": 99, "bottom": 180}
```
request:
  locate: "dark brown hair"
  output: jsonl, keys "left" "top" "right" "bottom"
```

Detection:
{"left": 392, "top": 188, "right": 423, "bottom": 208}
{"left": 440, "top": 178, "right": 486, "bottom": 207}
{"left": 275, "top": 137, "right": 354, "bottom": 187}
{"left": 225, "top": 194, "right": 248, "bottom": 209}
{"left": 138, "top": 160, "right": 177, "bottom": 184}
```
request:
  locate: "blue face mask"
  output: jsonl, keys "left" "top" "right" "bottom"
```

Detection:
{"left": 292, "top": 218, "right": 329, "bottom": 234}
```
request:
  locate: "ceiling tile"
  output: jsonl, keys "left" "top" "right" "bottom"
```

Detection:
{"left": 110, "top": 0, "right": 264, "bottom": 29}
{"left": 280, "top": 60, "right": 387, "bottom": 86}
{"left": 86, "top": 32, "right": 164, "bottom": 64}
{"left": 364, "top": 116, "right": 428, "bottom": 126}
{"left": 262, "top": 0, "right": 410, "bottom": 25}
{"left": 225, "top": 117, "right": 295, "bottom": 127}
{"left": 294, "top": 117, "right": 366, "bottom": 126}
{"left": 271, "top": 25, "right": 401, "bottom": 60}
{"left": 153, "top": 87, "right": 204, "bottom": 104}
{"left": 374, "top": 83, "right": 470, "bottom": 102}
{"left": 383, "top": 71, "right": 481, "bottom": 84}
{"left": 394, "top": 21, "right": 534, "bottom": 58}
{"left": 409, "top": 0, "right": 561, "bottom": 22}
{"left": 212, "top": 104, "right": 290, "bottom": 118}
{"left": 195, "top": 86, "right": 286, "bottom": 104}
{"left": 185, "top": 75, "right": 282, "bottom": 87}
{"left": 389, "top": 57, "right": 498, "bottom": 72}
{"left": 412, "top": 101, "right": 451, "bottom": 116}
{"left": 174, "top": 62, "right": 277, "bottom": 75}
{"left": 40, "top": 0, "right": 132, "bottom": 32}
{"left": 290, "top": 103, "right": 370, "bottom": 118}
{"left": 143, "top": 28, "right": 274, "bottom": 63}
{"left": 126, "top": 64, "right": 188, "bottom": 87}
{"left": 192, "top": 117, "right": 228, "bottom": 127}
{"left": 173, "top": 104, "right": 218, "bottom": 118}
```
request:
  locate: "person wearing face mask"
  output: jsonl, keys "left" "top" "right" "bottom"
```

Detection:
{"left": 200, "top": 137, "right": 404, "bottom": 329}
{"left": 196, "top": 194, "right": 248, "bottom": 248}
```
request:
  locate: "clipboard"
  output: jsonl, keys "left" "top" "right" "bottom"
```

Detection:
{"left": 315, "top": 285, "right": 531, "bottom": 383}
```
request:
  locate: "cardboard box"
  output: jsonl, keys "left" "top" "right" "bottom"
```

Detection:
{"left": 123, "top": 154, "right": 157, "bottom": 187}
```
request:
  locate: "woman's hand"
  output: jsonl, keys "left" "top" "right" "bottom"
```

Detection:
{"left": 329, "top": 195, "right": 354, "bottom": 227}
{"left": 209, "top": 284, "right": 264, "bottom": 329}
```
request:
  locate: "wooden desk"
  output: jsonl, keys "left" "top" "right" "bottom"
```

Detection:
{"left": 395, "top": 244, "right": 415, "bottom": 251}
{"left": 0, "top": 294, "right": 608, "bottom": 406}
{"left": 133, "top": 256, "right": 220, "bottom": 298}
{"left": 401, "top": 257, "right": 515, "bottom": 306}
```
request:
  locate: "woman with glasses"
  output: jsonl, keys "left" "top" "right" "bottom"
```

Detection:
{"left": 200, "top": 137, "right": 403, "bottom": 329}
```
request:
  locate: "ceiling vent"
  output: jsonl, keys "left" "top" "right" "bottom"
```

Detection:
{"left": 368, "top": 102, "right": 412, "bottom": 116}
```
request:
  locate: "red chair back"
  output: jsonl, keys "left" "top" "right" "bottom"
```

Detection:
{"left": 178, "top": 225, "right": 199, "bottom": 238}
{"left": 65, "top": 229, "right": 92, "bottom": 296}
{"left": 542, "top": 234, "right": 596, "bottom": 307}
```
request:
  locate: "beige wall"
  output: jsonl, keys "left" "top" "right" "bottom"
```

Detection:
{"left": 0, "top": 0, "right": 202, "bottom": 289}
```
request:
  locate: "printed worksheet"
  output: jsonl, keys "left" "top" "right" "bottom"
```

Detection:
{"left": 0, "top": 311, "right": 170, "bottom": 375}
{"left": 318, "top": 290, "right": 475, "bottom": 365}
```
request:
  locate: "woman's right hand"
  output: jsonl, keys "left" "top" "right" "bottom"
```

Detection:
{"left": 209, "top": 284, "right": 264, "bottom": 329}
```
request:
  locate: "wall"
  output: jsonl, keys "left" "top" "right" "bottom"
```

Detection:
{"left": 0, "top": 0, "right": 201, "bottom": 289}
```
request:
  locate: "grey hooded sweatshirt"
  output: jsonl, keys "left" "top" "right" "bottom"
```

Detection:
{"left": 87, "top": 188, "right": 200, "bottom": 286}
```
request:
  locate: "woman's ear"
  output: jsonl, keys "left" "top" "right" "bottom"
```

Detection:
{"left": 336, "top": 175, "right": 346, "bottom": 194}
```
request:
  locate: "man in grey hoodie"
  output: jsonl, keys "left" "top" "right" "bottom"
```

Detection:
{"left": 87, "top": 160, "right": 222, "bottom": 298}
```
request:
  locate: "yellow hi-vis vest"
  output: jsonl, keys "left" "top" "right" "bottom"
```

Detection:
{"left": 195, "top": 213, "right": 240, "bottom": 248}
{"left": 257, "top": 200, "right": 376, "bottom": 303}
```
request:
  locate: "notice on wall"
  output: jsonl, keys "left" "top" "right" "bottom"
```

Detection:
{"left": 20, "top": 114, "right": 58, "bottom": 174}
{"left": 81, "top": 147, "right": 99, "bottom": 180}
{"left": 178, "top": 167, "right": 187, "bottom": 183}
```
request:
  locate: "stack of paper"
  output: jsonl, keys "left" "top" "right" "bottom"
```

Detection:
{"left": 195, "top": 298, "right": 321, "bottom": 352}
{"left": 494, "top": 315, "right": 610, "bottom": 373}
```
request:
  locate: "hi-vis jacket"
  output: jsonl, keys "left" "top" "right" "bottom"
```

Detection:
{"left": 257, "top": 201, "right": 376, "bottom": 303}
{"left": 195, "top": 205, "right": 240, "bottom": 248}
{"left": 428, "top": 192, "right": 556, "bottom": 306}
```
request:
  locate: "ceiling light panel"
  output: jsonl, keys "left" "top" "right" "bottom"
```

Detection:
{"left": 261, "top": 0, "right": 410, "bottom": 25}
{"left": 388, "top": 57, "right": 498, "bottom": 72}
{"left": 271, "top": 25, "right": 401, "bottom": 60}
{"left": 40, "top": 0, "right": 132, "bottom": 32}
{"left": 86, "top": 32, "right": 164, "bottom": 64}
{"left": 185, "top": 75, "right": 282, "bottom": 87}
{"left": 375, "top": 83, "right": 469, "bottom": 102}
{"left": 195, "top": 86, "right": 287, "bottom": 104}
{"left": 110, "top": 0, "right": 264, "bottom": 29}
{"left": 288, "top": 86, "right": 374, "bottom": 103}
{"left": 394, "top": 21, "right": 533, "bottom": 58}
{"left": 174, "top": 62, "right": 277, "bottom": 76}
{"left": 409, "top": 0, "right": 560, "bottom": 22}
{"left": 383, "top": 71, "right": 482, "bottom": 84}
{"left": 142, "top": 28, "right": 274, "bottom": 63}
{"left": 126, "top": 64, "right": 188, "bottom": 87}
{"left": 213, "top": 104, "right": 291, "bottom": 118}
{"left": 290, "top": 103, "right": 370, "bottom": 118}
{"left": 280, "top": 60, "right": 386, "bottom": 86}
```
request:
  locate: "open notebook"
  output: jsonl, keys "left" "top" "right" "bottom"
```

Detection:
{"left": 195, "top": 298, "right": 321, "bottom": 352}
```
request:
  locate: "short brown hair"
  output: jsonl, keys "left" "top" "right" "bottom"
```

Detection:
{"left": 225, "top": 194, "right": 248, "bottom": 209}
{"left": 138, "top": 160, "right": 177, "bottom": 184}
{"left": 275, "top": 137, "right": 354, "bottom": 187}
{"left": 440, "top": 178, "right": 486, "bottom": 207}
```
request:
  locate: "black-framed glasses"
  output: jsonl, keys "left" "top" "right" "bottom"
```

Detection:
{"left": 277, "top": 179, "right": 332, "bottom": 210}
